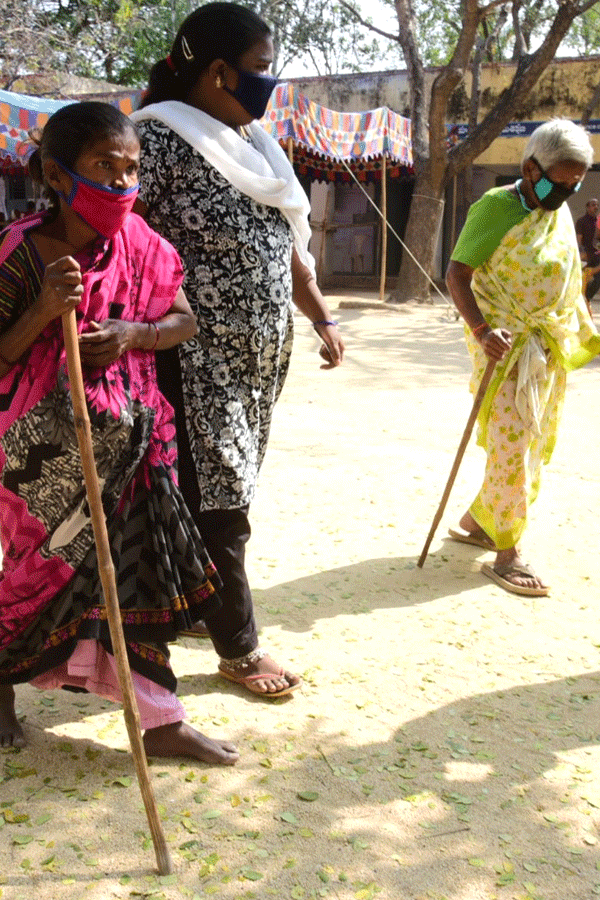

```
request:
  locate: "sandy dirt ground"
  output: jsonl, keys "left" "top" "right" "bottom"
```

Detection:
{"left": 2, "top": 292, "right": 600, "bottom": 900}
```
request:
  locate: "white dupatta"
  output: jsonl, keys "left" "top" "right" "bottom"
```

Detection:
{"left": 131, "top": 101, "right": 315, "bottom": 275}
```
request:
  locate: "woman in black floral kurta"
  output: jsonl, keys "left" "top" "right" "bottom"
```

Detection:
{"left": 137, "top": 122, "right": 295, "bottom": 509}
{"left": 132, "top": 3, "right": 344, "bottom": 698}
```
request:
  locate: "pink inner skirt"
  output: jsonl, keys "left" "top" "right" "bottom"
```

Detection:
{"left": 30, "top": 639, "right": 185, "bottom": 730}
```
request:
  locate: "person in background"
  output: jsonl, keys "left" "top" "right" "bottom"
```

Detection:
{"left": 0, "top": 101, "right": 238, "bottom": 764}
{"left": 576, "top": 198, "right": 600, "bottom": 306}
{"left": 131, "top": 2, "right": 344, "bottom": 698}
{"left": 446, "top": 119, "right": 600, "bottom": 597}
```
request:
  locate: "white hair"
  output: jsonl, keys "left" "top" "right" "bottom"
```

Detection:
{"left": 521, "top": 118, "right": 593, "bottom": 173}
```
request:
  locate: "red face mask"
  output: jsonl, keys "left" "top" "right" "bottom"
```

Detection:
{"left": 56, "top": 161, "right": 139, "bottom": 239}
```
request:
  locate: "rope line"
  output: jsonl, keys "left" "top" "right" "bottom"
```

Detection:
{"left": 337, "top": 157, "right": 454, "bottom": 312}
{"left": 412, "top": 193, "right": 445, "bottom": 205}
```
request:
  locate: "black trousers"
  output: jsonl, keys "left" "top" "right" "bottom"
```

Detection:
{"left": 586, "top": 270, "right": 600, "bottom": 301}
{"left": 585, "top": 252, "right": 600, "bottom": 300}
{"left": 157, "top": 347, "right": 258, "bottom": 660}
{"left": 195, "top": 505, "right": 258, "bottom": 659}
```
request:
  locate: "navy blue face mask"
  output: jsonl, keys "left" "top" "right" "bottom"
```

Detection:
{"left": 223, "top": 67, "right": 278, "bottom": 121}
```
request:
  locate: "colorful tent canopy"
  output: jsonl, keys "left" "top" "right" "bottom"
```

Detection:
{"left": 0, "top": 88, "right": 141, "bottom": 172}
{"left": 0, "top": 89, "right": 66, "bottom": 171}
{"left": 260, "top": 82, "right": 413, "bottom": 182}
{"left": 0, "top": 82, "right": 413, "bottom": 182}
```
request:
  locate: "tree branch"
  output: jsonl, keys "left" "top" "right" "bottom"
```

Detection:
{"left": 427, "top": 0, "right": 484, "bottom": 176}
{"left": 478, "top": 0, "right": 510, "bottom": 16}
{"left": 338, "top": 0, "right": 400, "bottom": 43}
{"left": 448, "top": 0, "right": 585, "bottom": 176}
{"left": 511, "top": 0, "right": 527, "bottom": 58}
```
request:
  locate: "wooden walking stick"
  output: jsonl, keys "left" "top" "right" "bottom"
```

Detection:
{"left": 417, "top": 357, "right": 496, "bottom": 568}
{"left": 61, "top": 309, "right": 173, "bottom": 876}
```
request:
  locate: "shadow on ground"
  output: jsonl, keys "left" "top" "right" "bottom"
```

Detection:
{"left": 4, "top": 669, "right": 599, "bottom": 898}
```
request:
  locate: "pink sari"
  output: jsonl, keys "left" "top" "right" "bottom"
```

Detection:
{"left": 0, "top": 212, "right": 220, "bottom": 691}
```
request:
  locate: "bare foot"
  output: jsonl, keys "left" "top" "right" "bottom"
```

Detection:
{"left": 0, "top": 684, "right": 26, "bottom": 748}
{"left": 219, "top": 653, "right": 301, "bottom": 696}
{"left": 459, "top": 510, "right": 492, "bottom": 545}
{"left": 494, "top": 548, "right": 548, "bottom": 592}
{"left": 143, "top": 721, "right": 239, "bottom": 765}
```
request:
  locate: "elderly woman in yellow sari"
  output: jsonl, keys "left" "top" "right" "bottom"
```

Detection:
{"left": 446, "top": 119, "right": 600, "bottom": 596}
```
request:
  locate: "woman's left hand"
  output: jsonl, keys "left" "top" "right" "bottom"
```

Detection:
{"left": 78, "top": 319, "right": 133, "bottom": 367}
{"left": 314, "top": 323, "right": 344, "bottom": 369}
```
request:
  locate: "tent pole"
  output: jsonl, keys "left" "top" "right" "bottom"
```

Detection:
{"left": 450, "top": 175, "right": 457, "bottom": 250}
{"left": 317, "top": 184, "right": 331, "bottom": 285}
{"left": 379, "top": 156, "right": 388, "bottom": 302}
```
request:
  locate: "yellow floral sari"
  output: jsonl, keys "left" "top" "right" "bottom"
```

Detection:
{"left": 465, "top": 202, "right": 600, "bottom": 549}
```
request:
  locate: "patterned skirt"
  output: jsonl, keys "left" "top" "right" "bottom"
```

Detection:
{"left": 0, "top": 379, "right": 221, "bottom": 691}
{"left": 0, "top": 464, "right": 221, "bottom": 690}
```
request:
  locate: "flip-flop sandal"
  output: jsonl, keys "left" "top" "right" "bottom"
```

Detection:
{"left": 448, "top": 528, "right": 497, "bottom": 551}
{"left": 481, "top": 562, "right": 549, "bottom": 597}
{"left": 177, "top": 621, "right": 211, "bottom": 639}
{"left": 218, "top": 665, "right": 301, "bottom": 699}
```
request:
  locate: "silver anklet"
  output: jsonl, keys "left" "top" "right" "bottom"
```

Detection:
{"left": 220, "top": 647, "right": 267, "bottom": 671}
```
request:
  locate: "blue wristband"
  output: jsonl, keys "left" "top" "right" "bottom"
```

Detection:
{"left": 312, "top": 320, "right": 338, "bottom": 330}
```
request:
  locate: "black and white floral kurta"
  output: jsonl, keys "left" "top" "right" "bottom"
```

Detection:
{"left": 136, "top": 119, "right": 294, "bottom": 510}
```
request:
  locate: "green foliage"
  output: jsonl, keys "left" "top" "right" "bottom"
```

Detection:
{"left": 364, "top": 0, "right": 600, "bottom": 68}
{"left": 566, "top": 4, "right": 600, "bottom": 56}
{"left": 0, "top": 0, "right": 396, "bottom": 87}
{"left": 412, "top": 0, "right": 463, "bottom": 66}
{"left": 3, "top": 0, "right": 600, "bottom": 89}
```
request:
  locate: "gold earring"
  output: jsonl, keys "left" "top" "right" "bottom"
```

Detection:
{"left": 215, "top": 76, "right": 223, "bottom": 88}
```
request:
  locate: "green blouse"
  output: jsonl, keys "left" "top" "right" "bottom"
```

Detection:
{"left": 451, "top": 186, "right": 530, "bottom": 270}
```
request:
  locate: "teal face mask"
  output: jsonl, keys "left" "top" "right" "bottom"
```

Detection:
{"left": 530, "top": 156, "right": 581, "bottom": 210}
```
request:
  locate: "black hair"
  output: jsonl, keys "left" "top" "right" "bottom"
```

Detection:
{"left": 140, "top": 2, "right": 271, "bottom": 107}
{"left": 28, "top": 101, "right": 138, "bottom": 214}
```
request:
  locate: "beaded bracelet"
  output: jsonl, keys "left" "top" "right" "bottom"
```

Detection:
{"left": 472, "top": 322, "right": 489, "bottom": 336}
{"left": 312, "top": 319, "right": 338, "bottom": 330}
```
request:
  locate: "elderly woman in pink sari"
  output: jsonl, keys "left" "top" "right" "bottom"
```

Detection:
{"left": 0, "top": 101, "right": 238, "bottom": 764}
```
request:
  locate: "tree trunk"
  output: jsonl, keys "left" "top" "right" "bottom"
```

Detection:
{"left": 581, "top": 78, "right": 600, "bottom": 125}
{"left": 388, "top": 177, "right": 445, "bottom": 303}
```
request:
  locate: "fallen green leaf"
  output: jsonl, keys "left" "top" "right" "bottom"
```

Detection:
{"left": 240, "top": 869, "right": 263, "bottom": 881}
{"left": 12, "top": 834, "right": 33, "bottom": 845}
{"left": 111, "top": 776, "right": 132, "bottom": 788}
{"left": 279, "top": 811, "right": 298, "bottom": 824}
